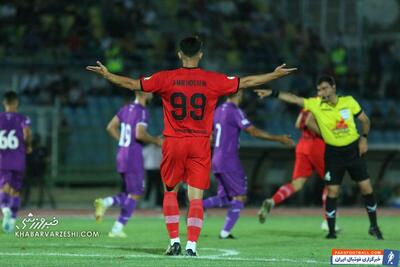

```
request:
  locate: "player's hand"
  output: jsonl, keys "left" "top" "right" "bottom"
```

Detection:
{"left": 155, "top": 137, "right": 164, "bottom": 147}
{"left": 255, "top": 89, "right": 272, "bottom": 99}
{"left": 359, "top": 137, "right": 368, "bottom": 156}
{"left": 86, "top": 61, "right": 109, "bottom": 77}
{"left": 273, "top": 63, "right": 297, "bottom": 77}
{"left": 280, "top": 135, "right": 295, "bottom": 147}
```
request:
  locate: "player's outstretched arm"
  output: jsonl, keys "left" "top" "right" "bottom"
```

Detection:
{"left": 245, "top": 126, "right": 294, "bottom": 147}
{"left": 255, "top": 89, "right": 305, "bottom": 107}
{"left": 136, "top": 124, "right": 163, "bottom": 146}
{"left": 106, "top": 116, "right": 121, "bottom": 141}
{"left": 239, "top": 64, "right": 297, "bottom": 89}
{"left": 86, "top": 61, "right": 141, "bottom": 90}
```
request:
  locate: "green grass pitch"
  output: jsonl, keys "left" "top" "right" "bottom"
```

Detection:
{"left": 0, "top": 213, "right": 399, "bottom": 267}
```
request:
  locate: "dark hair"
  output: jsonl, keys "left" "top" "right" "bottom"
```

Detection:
{"left": 179, "top": 36, "right": 202, "bottom": 57}
{"left": 317, "top": 75, "right": 336, "bottom": 86}
{"left": 3, "top": 91, "right": 18, "bottom": 104}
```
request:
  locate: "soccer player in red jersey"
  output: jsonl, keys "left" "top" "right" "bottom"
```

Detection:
{"left": 258, "top": 110, "right": 339, "bottom": 230}
{"left": 87, "top": 36, "right": 296, "bottom": 256}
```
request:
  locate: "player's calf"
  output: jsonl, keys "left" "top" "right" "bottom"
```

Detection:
{"left": 186, "top": 199, "right": 203, "bottom": 255}
{"left": 220, "top": 199, "right": 243, "bottom": 239}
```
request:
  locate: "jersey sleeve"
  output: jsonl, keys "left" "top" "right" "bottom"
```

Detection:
{"left": 349, "top": 96, "right": 362, "bottom": 116}
{"left": 303, "top": 97, "right": 319, "bottom": 113}
{"left": 140, "top": 71, "right": 167, "bottom": 94}
{"left": 213, "top": 73, "right": 240, "bottom": 96}
{"left": 137, "top": 109, "right": 149, "bottom": 128}
{"left": 233, "top": 108, "right": 252, "bottom": 130}
{"left": 21, "top": 116, "right": 31, "bottom": 128}
{"left": 116, "top": 107, "right": 125, "bottom": 120}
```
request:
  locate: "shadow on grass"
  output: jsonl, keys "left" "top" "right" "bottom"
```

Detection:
{"left": 11, "top": 244, "right": 165, "bottom": 256}
{"left": 261, "top": 229, "right": 321, "bottom": 239}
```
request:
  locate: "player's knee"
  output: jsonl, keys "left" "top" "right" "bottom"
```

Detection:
{"left": 359, "top": 181, "right": 373, "bottom": 195}
{"left": 291, "top": 179, "right": 306, "bottom": 191}
{"left": 8, "top": 187, "right": 19, "bottom": 196}
{"left": 327, "top": 186, "right": 340, "bottom": 197}
{"left": 1, "top": 183, "right": 10, "bottom": 192}
{"left": 233, "top": 195, "right": 246, "bottom": 203}
{"left": 164, "top": 184, "right": 178, "bottom": 192}
{"left": 127, "top": 194, "right": 140, "bottom": 200}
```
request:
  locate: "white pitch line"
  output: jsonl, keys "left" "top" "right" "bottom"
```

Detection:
{"left": 0, "top": 252, "right": 329, "bottom": 265}
{"left": 19, "top": 243, "right": 240, "bottom": 258}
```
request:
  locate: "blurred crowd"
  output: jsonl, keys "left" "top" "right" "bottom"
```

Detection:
{"left": 1, "top": 0, "right": 400, "bottom": 104}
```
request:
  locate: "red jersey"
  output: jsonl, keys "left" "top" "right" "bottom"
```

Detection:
{"left": 296, "top": 110, "right": 324, "bottom": 155}
{"left": 140, "top": 67, "right": 239, "bottom": 137}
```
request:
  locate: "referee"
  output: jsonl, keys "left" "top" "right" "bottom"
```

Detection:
{"left": 256, "top": 76, "right": 383, "bottom": 240}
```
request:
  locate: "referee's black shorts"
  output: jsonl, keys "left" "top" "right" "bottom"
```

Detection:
{"left": 324, "top": 139, "right": 369, "bottom": 185}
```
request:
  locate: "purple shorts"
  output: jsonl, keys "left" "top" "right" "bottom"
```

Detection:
{"left": 214, "top": 172, "right": 247, "bottom": 198}
{"left": 0, "top": 170, "right": 24, "bottom": 191}
{"left": 120, "top": 172, "right": 145, "bottom": 195}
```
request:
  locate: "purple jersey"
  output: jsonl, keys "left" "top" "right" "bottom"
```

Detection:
{"left": 0, "top": 112, "right": 31, "bottom": 171}
{"left": 116, "top": 102, "right": 149, "bottom": 174}
{"left": 212, "top": 102, "right": 252, "bottom": 173}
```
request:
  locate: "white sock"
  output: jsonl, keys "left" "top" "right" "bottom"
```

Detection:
{"left": 269, "top": 199, "right": 275, "bottom": 207}
{"left": 220, "top": 230, "right": 230, "bottom": 238}
{"left": 111, "top": 221, "right": 124, "bottom": 233}
{"left": 103, "top": 197, "right": 114, "bottom": 208}
{"left": 2, "top": 207, "right": 10, "bottom": 213}
{"left": 186, "top": 241, "right": 196, "bottom": 252}
{"left": 170, "top": 237, "right": 180, "bottom": 245}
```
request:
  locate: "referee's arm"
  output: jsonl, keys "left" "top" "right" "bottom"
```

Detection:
{"left": 357, "top": 111, "right": 370, "bottom": 156}
{"left": 256, "top": 89, "right": 305, "bottom": 107}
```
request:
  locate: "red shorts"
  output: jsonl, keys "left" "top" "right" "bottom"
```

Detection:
{"left": 292, "top": 138, "right": 325, "bottom": 180}
{"left": 161, "top": 136, "right": 211, "bottom": 190}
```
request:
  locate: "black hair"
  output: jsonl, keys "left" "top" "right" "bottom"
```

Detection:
{"left": 179, "top": 36, "right": 203, "bottom": 57}
{"left": 317, "top": 75, "right": 336, "bottom": 86}
{"left": 3, "top": 91, "right": 18, "bottom": 104}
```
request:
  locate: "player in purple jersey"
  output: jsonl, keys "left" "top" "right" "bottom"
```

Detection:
{"left": 0, "top": 91, "right": 32, "bottom": 233}
{"left": 203, "top": 90, "right": 294, "bottom": 238}
{"left": 94, "top": 91, "right": 162, "bottom": 237}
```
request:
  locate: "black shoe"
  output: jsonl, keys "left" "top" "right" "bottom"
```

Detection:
{"left": 219, "top": 234, "right": 235, "bottom": 239}
{"left": 165, "top": 242, "right": 181, "bottom": 256}
{"left": 369, "top": 226, "right": 384, "bottom": 240}
{"left": 185, "top": 249, "right": 197, "bottom": 256}
{"left": 325, "top": 232, "right": 337, "bottom": 239}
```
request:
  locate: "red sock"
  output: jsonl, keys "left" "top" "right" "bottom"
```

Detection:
{"left": 163, "top": 192, "right": 179, "bottom": 239}
{"left": 187, "top": 199, "right": 203, "bottom": 242}
{"left": 322, "top": 186, "right": 328, "bottom": 220}
{"left": 272, "top": 183, "right": 296, "bottom": 206}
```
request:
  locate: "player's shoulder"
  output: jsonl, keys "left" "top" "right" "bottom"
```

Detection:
{"left": 306, "top": 96, "right": 322, "bottom": 104}
{"left": 202, "top": 69, "right": 235, "bottom": 79}
{"left": 159, "top": 68, "right": 184, "bottom": 76}
{"left": 144, "top": 69, "right": 176, "bottom": 79}
{"left": 219, "top": 102, "right": 238, "bottom": 111}
{"left": 339, "top": 95, "right": 361, "bottom": 106}
{"left": 340, "top": 95, "right": 357, "bottom": 102}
